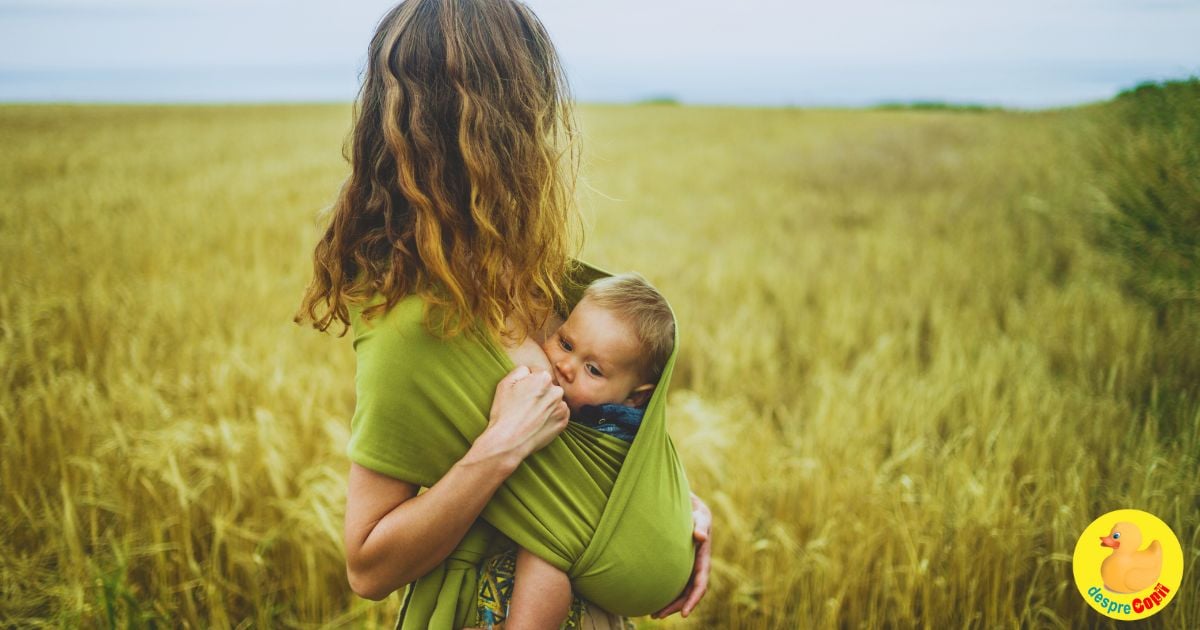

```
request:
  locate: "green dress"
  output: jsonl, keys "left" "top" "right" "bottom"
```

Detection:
{"left": 346, "top": 262, "right": 694, "bottom": 629}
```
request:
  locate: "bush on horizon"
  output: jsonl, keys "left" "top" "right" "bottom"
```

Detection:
{"left": 1092, "top": 78, "right": 1199, "bottom": 318}
{"left": 1087, "top": 77, "right": 1200, "bottom": 439}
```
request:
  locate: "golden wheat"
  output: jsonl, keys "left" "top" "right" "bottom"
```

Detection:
{"left": 1, "top": 103, "right": 1196, "bottom": 628}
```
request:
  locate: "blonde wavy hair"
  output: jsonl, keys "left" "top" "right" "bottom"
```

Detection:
{"left": 583, "top": 273, "right": 675, "bottom": 381}
{"left": 296, "top": 0, "right": 579, "bottom": 339}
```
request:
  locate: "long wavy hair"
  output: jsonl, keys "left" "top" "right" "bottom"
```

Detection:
{"left": 296, "top": 0, "right": 579, "bottom": 340}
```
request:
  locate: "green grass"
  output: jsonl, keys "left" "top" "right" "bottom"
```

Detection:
{"left": 872, "top": 101, "right": 1001, "bottom": 113}
{"left": 1, "top": 101, "right": 1197, "bottom": 628}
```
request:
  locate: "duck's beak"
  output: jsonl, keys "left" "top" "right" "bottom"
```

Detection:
{"left": 1100, "top": 535, "right": 1120, "bottom": 549}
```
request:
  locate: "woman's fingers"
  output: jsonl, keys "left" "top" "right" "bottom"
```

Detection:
{"left": 503, "top": 364, "right": 531, "bottom": 386}
{"left": 529, "top": 382, "right": 568, "bottom": 449}
{"left": 517, "top": 368, "right": 550, "bottom": 389}
{"left": 652, "top": 494, "right": 714, "bottom": 619}
{"left": 478, "top": 367, "right": 570, "bottom": 464}
{"left": 651, "top": 592, "right": 687, "bottom": 619}
{"left": 490, "top": 366, "right": 533, "bottom": 418}
{"left": 500, "top": 369, "right": 552, "bottom": 404}
{"left": 650, "top": 535, "right": 710, "bottom": 619}
{"left": 681, "top": 534, "right": 711, "bottom": 616}
{"left": 682, "top": 494, "right": 713, "bottom": 616}
{"left": 488, "top": 367, "right": 568, "bottom": 454}
{"left": 649, "top": 558, "right": 696, "bottom": 618}
{"left": 691, "top": 494, "right": 712, "bottom": 542}
{"left": 510, "top": 364, "right": 532, "bottom": 379}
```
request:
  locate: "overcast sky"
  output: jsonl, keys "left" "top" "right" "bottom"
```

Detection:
{"left": 1, "top": 0, "right": 1197, "bottom": 107}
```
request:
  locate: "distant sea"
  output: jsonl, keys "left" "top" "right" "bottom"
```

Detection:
{"left": 1, "top": 62, "right": 1194, "bottom": 108}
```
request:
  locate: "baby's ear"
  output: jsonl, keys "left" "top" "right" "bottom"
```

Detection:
{"left": 626, "top": 383, "right": 655, "bottom": 408}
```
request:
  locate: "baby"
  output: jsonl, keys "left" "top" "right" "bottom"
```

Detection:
{"left": 477, "top": 273, "right": 676, "bottom": 629}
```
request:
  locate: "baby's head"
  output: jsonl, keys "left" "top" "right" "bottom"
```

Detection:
{"left": 541, "top": 273, "right": 674, "bottom": 416}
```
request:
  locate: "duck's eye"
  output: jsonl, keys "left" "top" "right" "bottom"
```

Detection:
{"left": 1113, "top": 532, "right": 1120, "bottom": 539}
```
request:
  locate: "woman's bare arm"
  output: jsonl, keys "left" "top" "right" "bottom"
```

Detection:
{"left": 344, "top": 366, "right": 569, "bottom": 600}
{"left": 344, "top": 456, "right": 508, "bottom": 599}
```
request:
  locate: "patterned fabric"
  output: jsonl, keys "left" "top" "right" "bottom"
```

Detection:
{"left": 571, "top": 404, "right": 644, "bottom": 443}
{"left": 474, "top": 548, "right": 587, "bottom": 629}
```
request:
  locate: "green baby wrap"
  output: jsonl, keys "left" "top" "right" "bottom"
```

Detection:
{"left": 346, "top": 262, "right": 694, "bottom": 628}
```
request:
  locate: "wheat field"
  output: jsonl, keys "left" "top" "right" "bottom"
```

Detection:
{"left": 2, "top": 102, "right": 1197, "bottom": 628}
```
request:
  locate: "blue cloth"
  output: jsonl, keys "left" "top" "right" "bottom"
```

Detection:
{"left": 571, "top": 404, "right": 644, "bottom": 443}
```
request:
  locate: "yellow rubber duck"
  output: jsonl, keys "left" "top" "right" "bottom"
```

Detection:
{"left": 1100, "top": 521, "right": 1162, "bottom": 594}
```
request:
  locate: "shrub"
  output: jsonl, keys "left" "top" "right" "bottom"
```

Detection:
{"left": 1093, "top": 78, "right": 1200, "bottom": 318}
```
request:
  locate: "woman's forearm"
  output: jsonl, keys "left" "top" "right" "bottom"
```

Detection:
{"left": 344, "top": 450, "right": 519, "bottom": 600}
{"left": 345, "top": 366, "right": 568, "bottom": 600}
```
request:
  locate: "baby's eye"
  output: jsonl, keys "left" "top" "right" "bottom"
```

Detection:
{"left": 559, "top": 337, "right": 573, "bottom": 352}
{"left": 586, "top": 364, "right": 603, "bottom": 377}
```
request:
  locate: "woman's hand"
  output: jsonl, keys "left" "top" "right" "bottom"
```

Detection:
{"left": 468, "top": 365, "right": 570, "bottom": 470}
{"left": 651, "top": 492, "right": 713, "bottom": 619}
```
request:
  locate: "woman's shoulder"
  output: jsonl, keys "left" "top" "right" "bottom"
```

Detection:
{"left": 350, "top": 293, "right": 505, "bottom": 374}
{"left": 349, "top": 293, "right": 428, "bottom": 346}
{"left": 346, "top": 292, "right": 475, "bottom": 488}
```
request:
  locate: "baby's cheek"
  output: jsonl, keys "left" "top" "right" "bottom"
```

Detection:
{"left": 564, "top": 386, "right": 593, "bottom": 412}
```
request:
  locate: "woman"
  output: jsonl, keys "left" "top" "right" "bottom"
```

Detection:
{"left": 296, "top": 1, "right": 712, "bottom": 627}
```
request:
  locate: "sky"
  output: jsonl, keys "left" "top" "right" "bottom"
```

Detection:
{"left": 0, "top": 0, "right": 1197, "bottom": 107}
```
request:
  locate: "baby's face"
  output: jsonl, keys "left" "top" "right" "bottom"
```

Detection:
{"left": 541, "top": 297, "right": 651, "bottom": 416}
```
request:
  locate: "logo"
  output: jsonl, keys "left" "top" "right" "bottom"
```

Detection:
{"left": 1072, "top": 509, "right": 1183, "bottom": 620}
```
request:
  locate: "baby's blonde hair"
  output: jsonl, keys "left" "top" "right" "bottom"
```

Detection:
{"left": 581, "top": 273, "right": 675, "bottom": 382}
